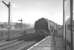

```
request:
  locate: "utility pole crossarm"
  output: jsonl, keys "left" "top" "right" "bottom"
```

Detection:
{"left": 2, "top": 1, "right": 10, "bottom": 8}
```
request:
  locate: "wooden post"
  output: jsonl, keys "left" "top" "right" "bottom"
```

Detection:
{"left": 63, "top": 0, "right": 66, "bottom": 50}
{"left": 2, "top": 1, "right": 11, "bottom": 41}
{"left": 7, "top": 2, "right": 11, "bottom": 41}
{"left": 70, "top": 0, "right": 73, "bottom": 50}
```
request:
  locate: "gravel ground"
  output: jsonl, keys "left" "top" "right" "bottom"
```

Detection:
{"left": 0, "top": 40, "right": 36, "bottom": 50}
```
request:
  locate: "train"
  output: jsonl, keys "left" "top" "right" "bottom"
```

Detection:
{"left": 17, "top": 18, "right": 51, "bottom": 41}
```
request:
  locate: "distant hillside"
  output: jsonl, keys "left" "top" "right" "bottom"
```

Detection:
{"left": 0, "top": 22, "right": 31, "bottom": 30}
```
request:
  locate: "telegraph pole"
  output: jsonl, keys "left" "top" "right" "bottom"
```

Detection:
{"left": 70, "top": 0, "right": 73, "bottom": 50}
{"left": 63, "top": 0, "right": 65, "bottom": 39}
{"left": 63, "top": 0, "right": 66, "bottom": 50}
{"left": 2, "top": 1, "right": 11, "bottom": 41}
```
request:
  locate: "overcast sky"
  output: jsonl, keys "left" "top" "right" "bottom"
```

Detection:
{"left": 0, "top": 0, "right": 72, "bottom": 25}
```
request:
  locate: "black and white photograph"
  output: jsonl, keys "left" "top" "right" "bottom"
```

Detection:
{"left": 0, "top": 0, "right": 73, "bottom": 50}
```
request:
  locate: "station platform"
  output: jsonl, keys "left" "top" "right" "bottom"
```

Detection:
{"left": 27, "top": 36, "right": 65, "bottom": 50}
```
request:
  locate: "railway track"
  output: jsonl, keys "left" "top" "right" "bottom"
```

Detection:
{"left": 0, "top": 40, "right": 36, "bottom": 50}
